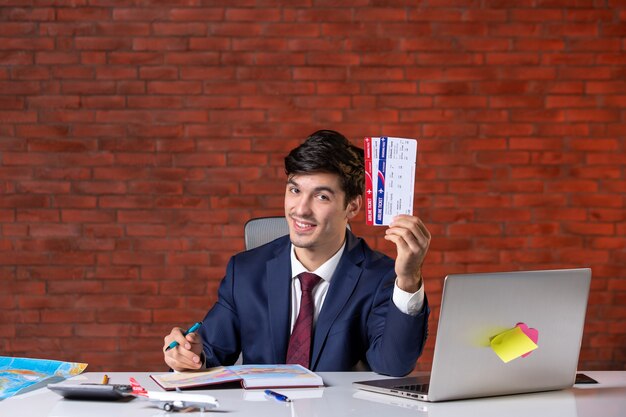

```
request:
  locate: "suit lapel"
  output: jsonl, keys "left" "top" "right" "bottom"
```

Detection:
{"left": 310, "top": 233, "right": 364, "bottom": 369}
{"left": 266, "top": 241, "right": 292, "bottom": 363}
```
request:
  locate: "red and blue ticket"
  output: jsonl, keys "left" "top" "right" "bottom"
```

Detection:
{"left": 364, "top": 137, "right": 417, "bottom": 226}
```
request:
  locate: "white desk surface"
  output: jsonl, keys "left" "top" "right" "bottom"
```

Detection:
{"left": 1, "top": 371, "right": 625, "bottom": 417}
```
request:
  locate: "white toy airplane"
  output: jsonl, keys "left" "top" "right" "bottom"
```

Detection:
{"left": 130, "top": 377, "right": 219, "bottom": 412}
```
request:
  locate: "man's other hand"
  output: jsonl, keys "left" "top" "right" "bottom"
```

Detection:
{"left": 163, "top": 327, "right": 204, "bottom": 371}
{"left": 384, "top": 214, "right": 431, "bottom": 293}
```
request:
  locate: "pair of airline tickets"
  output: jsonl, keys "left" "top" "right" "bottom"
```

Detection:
{"left": 364, "top": 137, "right": 417, "bottom": 226}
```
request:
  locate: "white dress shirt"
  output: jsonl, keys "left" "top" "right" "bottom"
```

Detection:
{"left": 289, "top": 242, "right": 425, "bottom": 332}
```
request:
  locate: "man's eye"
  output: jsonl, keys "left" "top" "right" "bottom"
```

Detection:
{"left": 317, "top": 194, "right": 329, "bottom": 201}
{"left": 289, "top": 187, "right": 299, "bottom": 194}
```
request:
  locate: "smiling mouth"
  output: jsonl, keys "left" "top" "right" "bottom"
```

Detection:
{"left": 292, "top": 218, "right": 316, "bottom": 232}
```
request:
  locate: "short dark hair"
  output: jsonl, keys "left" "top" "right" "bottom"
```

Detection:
{"left": 284, "top": 129, "right": 364, "bottom": 206}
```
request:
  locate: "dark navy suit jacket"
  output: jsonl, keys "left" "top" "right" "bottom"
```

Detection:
{"left": 198, "top": 230, "right": 429, "bottom": 377}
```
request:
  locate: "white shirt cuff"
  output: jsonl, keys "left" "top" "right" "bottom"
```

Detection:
{"left": 392, "top": 278, "right": 425, "bottom": 316}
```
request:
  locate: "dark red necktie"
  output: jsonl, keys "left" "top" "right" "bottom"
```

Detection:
{"left": 286, "top": 272, "right": 322, "bottom": 368}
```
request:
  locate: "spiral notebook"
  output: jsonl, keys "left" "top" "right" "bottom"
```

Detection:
{"left": 151, "top": 364, "right": 323, "bottom": 391}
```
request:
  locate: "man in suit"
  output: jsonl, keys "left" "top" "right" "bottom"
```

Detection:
{"left": 163, "top": 130, "right": 431, "bottom": 377}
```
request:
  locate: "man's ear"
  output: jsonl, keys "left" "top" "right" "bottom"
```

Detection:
{"left": 346, "top": 195, "right": 362, "bottom": 220}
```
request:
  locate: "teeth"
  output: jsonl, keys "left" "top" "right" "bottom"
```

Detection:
{"left": 295, "top": 221, "right": 313, "bottom": 229}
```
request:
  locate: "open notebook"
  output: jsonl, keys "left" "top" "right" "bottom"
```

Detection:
{"left": 152, "top": 364, "right": 323, "bottom": 390}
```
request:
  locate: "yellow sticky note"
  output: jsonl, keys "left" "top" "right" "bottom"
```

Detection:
{"left": 490, "top": 326, "right": 538, "bottom": 363}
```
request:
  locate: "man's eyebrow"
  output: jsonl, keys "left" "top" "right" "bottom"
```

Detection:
{"left": 286, "top": 178, "right": 336, "bottom": 195}
{"left": 313, "top": 186, "right": 336, "bottom": 195}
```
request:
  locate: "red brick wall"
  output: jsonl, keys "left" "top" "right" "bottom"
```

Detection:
{"left": 1, "top": 2, "right": 624, "bottom": 372}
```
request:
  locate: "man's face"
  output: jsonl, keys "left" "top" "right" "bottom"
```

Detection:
{"left": 284, "top": 172, "right": 360, "bottom": 260}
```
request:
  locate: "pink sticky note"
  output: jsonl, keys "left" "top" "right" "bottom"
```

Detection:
{"left": 516, "top": 322, "right": 539, "bottom": 357}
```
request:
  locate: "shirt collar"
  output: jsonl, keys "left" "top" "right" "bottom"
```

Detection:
{"left": 290, "top": 241, "right": 346, "bottom": 283}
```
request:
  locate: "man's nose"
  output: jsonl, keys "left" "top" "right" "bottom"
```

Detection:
{"left": 293, "top": 195, "right": 313, "bottom": 216}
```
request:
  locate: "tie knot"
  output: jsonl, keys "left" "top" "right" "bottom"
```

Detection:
{"left": 298, "top": 272, "right": 321, "bottom": 292}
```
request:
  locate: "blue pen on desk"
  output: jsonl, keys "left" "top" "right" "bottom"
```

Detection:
{"left": 165, "top": 322, "right": 202, "bottom": 351}
{"left": 265, "top": 390, "right": 291, "bottom": 403}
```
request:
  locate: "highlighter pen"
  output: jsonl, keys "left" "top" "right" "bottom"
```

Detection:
{"left": 165, "top": 321, "right": 202, "bottom": 351}
{"left": 264, "top": 390, "right": 291, "bottom": 402}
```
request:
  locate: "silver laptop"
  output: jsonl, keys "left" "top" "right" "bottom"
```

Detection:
{"left": 354, "top": 268, "right": 591, "bottom": 402}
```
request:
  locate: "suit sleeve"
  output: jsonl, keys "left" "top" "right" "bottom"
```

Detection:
{"left": 365, "top": 269, "right": 430, "bottom": 377}
{"left": 197, "top": 257, "right": 242, "bottom": 368}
